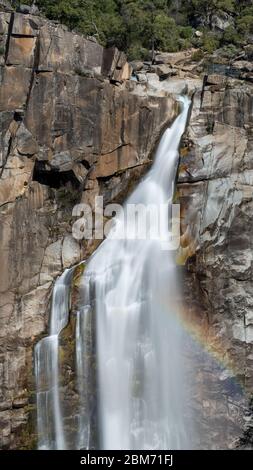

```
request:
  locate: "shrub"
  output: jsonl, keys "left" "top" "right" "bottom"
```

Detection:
{"left": 219, "top": 44, "right": 239, "bottom": 58}
{"left": 223, "top": 26, "right": 241, "bottom": 45}
{"left": 178, "top": 26, "right": 194, "bottom": 40}
{"left": 191, "top": 49, "right": 205, "bottom": 61}
{"left": 203, "top": 34, "right": 220, "bottom": 53}
{"left": 74, "top": 66, "right": 94, "bottom": 78}
{"left": 237, "top": 15, "right": 253, "bottom": 36}
{"left": 153, "top": 15, "right": 180, "bottom": 52}
{"left": 127, "top": 43, "right": 150, "bottom": 62}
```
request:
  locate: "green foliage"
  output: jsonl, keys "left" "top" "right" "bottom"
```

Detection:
{"left": 74, "top": 66, "right": 94, "bottom": 77}
{"left": 237, "top": 15, "right": 253, "bottom": 36}
{"left": 153, "top": 15, "right": 179, "bottom": 51}
{"left": 10, "top": 0, "right": 253, "bottom": 59}
{"left": 178, "top": 26, "right": 194, "bottom": 40}
{"left": 56, "top": 185, "right": 82, "bottom": 209}
{"left": 191, "top": 49, "right": 205, "bottom": 61}
{"left": 185, "top": 0, "right": 235, "bottom": 15}
{"left": 219, "top": 44, "right": 239, "bottom": 58}
{"left": 223, "top": 25, "right": 241, "bottom": 45}
{"left": 128, "top": 43, "right": 150, "bottom": 61}
{"left": 203, "top": 33, "right": 220, "bottom": 53}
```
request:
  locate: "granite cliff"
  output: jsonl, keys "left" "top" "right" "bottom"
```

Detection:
{"left": 0, "top": 4, "right": 253, "bottom": 450}
{"left": 0, "top": 6, "right": 177, "bottom": 448}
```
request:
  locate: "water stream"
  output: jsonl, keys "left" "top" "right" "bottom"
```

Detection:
{"left": 35, "top": 268, "right": 73, "bottom": 450}
{"left": 35, "top": 96, "right": 192, "bottom": 450}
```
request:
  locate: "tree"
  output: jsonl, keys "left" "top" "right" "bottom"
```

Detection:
{"left": 9, "top": 0, "right": 250, "bottom": 59}
{"left": 237, "top": 15, "right": 253, "bottom": 36}
{"left": 183, "top": 0, "right": 235, "bottom": 28}
{"left": 153, "top": 14, "right": 180, "bottom": 51}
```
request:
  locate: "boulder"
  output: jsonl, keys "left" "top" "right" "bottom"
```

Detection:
{"left": 211, "top": 12, "right": 234, "bottom": 32}
{"left": 16, "top": 4, "right": 32, "bottom": 15}
{"left": 152, "top": 64, "right": 178, "bottom": 79}
{"left": 15, "top": 123, "right": 39, "bottom": 156}
{"left": 136, "top": 72, "right": 148, "bottom": 83}
{"left": 102, "top": 47, "right": 132, "bottom": 82}
{"left": 50, "top": 152, "right": 73, "bottom": 172}
{"left": 232, "top": 60, "right": 253, "bottom": 73}
{"left": 206, "top": 74, "right": 227, "bottom": 86}
{"left": 62, "top": 235, "right": 81, "bottom": 269}
{"left": 155, "top": 49, "right": 196, "bottom": 66}
{"left": 40, "top": 240, "right": 63, "bottom": 284}
{"left": 130, "top": 60, "right": 144, "bottom": 72}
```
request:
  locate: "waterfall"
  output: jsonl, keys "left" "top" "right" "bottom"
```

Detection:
{"left": 80, "top": 96, "right": 191, "bottom": 449}
{"left": 35, "top": 96, "right": 192, "bottom": 450}
{"left": 35, "top": 268, "right": 73, "bottom": 450}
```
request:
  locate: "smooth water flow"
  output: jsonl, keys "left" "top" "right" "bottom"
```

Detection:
{"left": 35, "top": 96, "right": 192, "bottom": 450}
{"left": 80, "top": 96, "right": 191, "bottom": 449}
{"left": 35, "top": 269, "right": 73, "bottom": 450}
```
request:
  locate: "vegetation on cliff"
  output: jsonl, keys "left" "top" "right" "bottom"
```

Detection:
{"left": 11, "top": 1, "right": 253, "bottom": 59}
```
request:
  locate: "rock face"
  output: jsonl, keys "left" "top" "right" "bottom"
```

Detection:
{"left": 132, "top": 48, "right": 253, "bottom": 447}
{"left": 1, "top": 7, "right": 253, "bottom": 451}
{"left": 0, "top": 9, "right": 177, "bottom": 448}
{"left": 177, "top": 74, "right": 253, "bottom": 448}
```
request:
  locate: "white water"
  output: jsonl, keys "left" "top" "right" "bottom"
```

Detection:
{"left": 80, "top": 96, "right": 191, "bottom": 449}
{"left": 35, "top": 268, "right": 73, "bottom": 450}
{"left": 35, "top": 96, "right": 192, "bottom": 450}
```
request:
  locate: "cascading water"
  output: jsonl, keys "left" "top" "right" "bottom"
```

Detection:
{"left": 35, "top": 96, "right": 192, "bottom": 450}
{"left": 35, "top": 268, "right": 73, "bottom": 450}
{"left": 80, "top": 96, "right": 191, "bottom": 449}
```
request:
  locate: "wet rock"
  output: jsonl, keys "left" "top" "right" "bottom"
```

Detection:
{"left": 136, "top": 72, "right": 147, "bottom": 83}
{"left": 20, "top": 282, "right": 52, "bottom": 338}
{"left": 62, "top": 235, "right": 81, "bottom": 269}
{"left": 40, "top": 240, "right": 63, "bottom": 284}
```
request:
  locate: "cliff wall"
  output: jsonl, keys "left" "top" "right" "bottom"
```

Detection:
{"left": 0, "top": 8, "right": 177, "bottom": 448}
